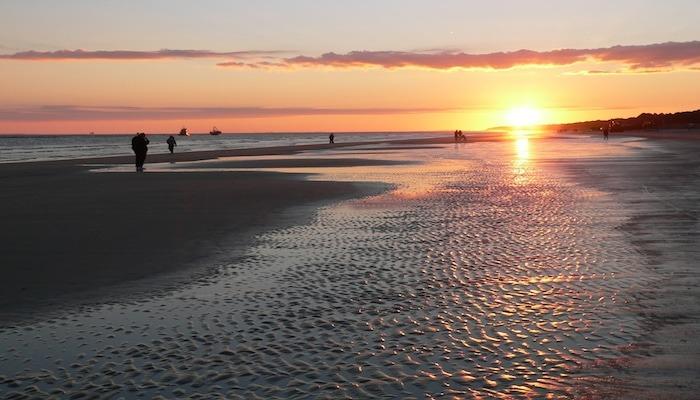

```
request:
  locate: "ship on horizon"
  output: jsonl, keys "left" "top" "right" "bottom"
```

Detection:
{"left": 209, "top": 126, "right": 222, "bottom": 136}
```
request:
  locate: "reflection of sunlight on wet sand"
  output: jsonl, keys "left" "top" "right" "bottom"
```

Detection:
{"left": 516, "top": 137, "right": 529, "bottom": 161}
{"left": 513, "top": 132, "right": 530, "bottom": 185}
{"left": 233, "top": 159, "right": 474, "bottom": 202}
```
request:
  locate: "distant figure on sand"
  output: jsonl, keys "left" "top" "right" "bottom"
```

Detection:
{"left": 167, "top": 135, "right": 177, "bottom": 154}
{"left": 454, "top": 130, "right": 466, "bottom": 142}
{"left": 602, "top": 126, "right": 609, "bottom": 141}
{"left": 329, "top": 133, "right": 335, "bottom": 144}
{"left": 131, "top": 132, "right": 149, "bottom": 172}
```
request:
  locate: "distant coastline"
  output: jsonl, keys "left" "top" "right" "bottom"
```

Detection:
{"left": 491, "top": 108, "right": 700, "bottom": 133}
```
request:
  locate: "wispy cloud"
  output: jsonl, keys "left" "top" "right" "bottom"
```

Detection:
{"left": 566, "top": 68, "right": 673, "bottom": 76}
{"left": 217, "top": 60, "right": 287, "bottom": 68}
{"left": 0, "top": 105, "right": 459, "bottom": 121}
{"left": 0, "top": 49, "right": 287, "bottom": 61}
{"left": 221, "top": 41, "right": 700, "bottom": 72}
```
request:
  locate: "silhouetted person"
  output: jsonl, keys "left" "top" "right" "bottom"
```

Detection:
{"left": 131, "top": 132, "right": 149, "bottom": 172}
{"left": 329, "top": 133, "right": 335, "bottom": 144}
{"left": 455, "top": 130, "right": 466, "bottom": 142}
{"left": 603, "top": 127, "right": 609, "bottom": 141}
{"left": 167, "top": 135, "right": 177, "bottom": 154}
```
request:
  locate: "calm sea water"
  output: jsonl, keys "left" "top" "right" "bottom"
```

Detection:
{"left": 0, "top": 132, "right": 444, "bottom": 163}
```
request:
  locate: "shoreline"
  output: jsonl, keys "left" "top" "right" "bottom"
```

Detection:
{"left": 4, "top": 127, "right": 697, "bottom": 170}
{"left": 0, "top": 133, "right": 504, "bottom": 168}
{"left": 0, "top": 137, "right": 450, "bottom": 165}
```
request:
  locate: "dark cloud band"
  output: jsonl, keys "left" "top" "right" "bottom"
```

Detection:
{"left": 0, "top": 105, "right": 459, "bottom": 122}
{"left": 0, "top": 49, "right": 286, "bottom": 60}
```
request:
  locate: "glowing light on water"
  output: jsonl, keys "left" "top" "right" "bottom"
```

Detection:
{"left": 516, "top": 137, "right": 529, "bottom": 161}
{"left": 512, "top": 131, "right": 530, "bottom": 185}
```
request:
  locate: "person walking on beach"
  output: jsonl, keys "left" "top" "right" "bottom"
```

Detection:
{"left": 602, "top": 126, "right": 609, "bottom": 141}
{"left": 329, "top": 133, "right": 335, "bottom": 144}
{"left": 131, "top": 132, "right": 149, "bottom": 172}
{"left": 167, "top": 135, "right": 177, "bottom": 154}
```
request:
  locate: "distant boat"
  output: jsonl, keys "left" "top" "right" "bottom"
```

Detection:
{"left": 179, "top": 127, "right": 190, "bottom": 136}
{"left": 209, "top": 126, "right": 222, "bottom": 136}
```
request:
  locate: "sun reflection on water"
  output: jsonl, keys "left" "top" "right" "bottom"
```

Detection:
{"left": 516, "top": 137, "right": 529, "bottom": 161}
{"left": 513, "top": 131, "right": 530, "bottom": 184}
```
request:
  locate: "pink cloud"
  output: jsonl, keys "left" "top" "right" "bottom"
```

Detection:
{"left": 591, "top": 42, "right": 700, "bottom": 68}
{"left": 222, "top": 41, "right": 700, "bottom": 71}
{"left": 3, "top": 41, "right": 699, "bottom": 72}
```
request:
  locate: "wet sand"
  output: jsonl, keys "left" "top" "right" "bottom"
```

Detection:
{"left": 0, "top": 132, "right": 698, "bottom": 399}
{"left": 561, "top": 138, "right": 700, "bottom": 398}
{"left": 0, "top": 135, "right": 499, "bottom": 322}
{"left": 0, "top": 150, "right": 410, "bottom": 323}
{"left": 566, "top": 127, "right": 700, "bottom": 142}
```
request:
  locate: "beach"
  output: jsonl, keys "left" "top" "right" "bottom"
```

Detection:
{"left": 0, "top": 132, "right": 698, "bottom": 399}
{"left": 0, "top": 138, "right": 437, "bottom": 322}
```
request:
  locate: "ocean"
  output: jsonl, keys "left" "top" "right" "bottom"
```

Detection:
{"left": 0, "top": 132, "right": 445, "bottom": 163}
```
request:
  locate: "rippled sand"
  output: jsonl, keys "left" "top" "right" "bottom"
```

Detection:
{"left": 0, "top": 135, "right": 684, "bottom": 399}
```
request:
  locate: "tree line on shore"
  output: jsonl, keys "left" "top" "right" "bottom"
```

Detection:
{"left": 553, "top": 109, "right": 700, "bottom": 133}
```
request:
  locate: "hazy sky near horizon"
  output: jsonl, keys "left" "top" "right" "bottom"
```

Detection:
{"left": 1, "top": 1, "right": 699, "bottom": 133}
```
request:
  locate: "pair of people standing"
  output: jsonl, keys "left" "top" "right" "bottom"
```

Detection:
{"left": 131, "top": 134, "right": 179, "bottom": 172}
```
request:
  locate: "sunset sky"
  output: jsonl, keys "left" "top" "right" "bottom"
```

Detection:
{"left": 1, "top": 0, "right": 699, "bottom": 134}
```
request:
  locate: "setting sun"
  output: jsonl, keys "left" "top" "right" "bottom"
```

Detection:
{"left": 506, "top": 107, "right": 542, "bottom": 128}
